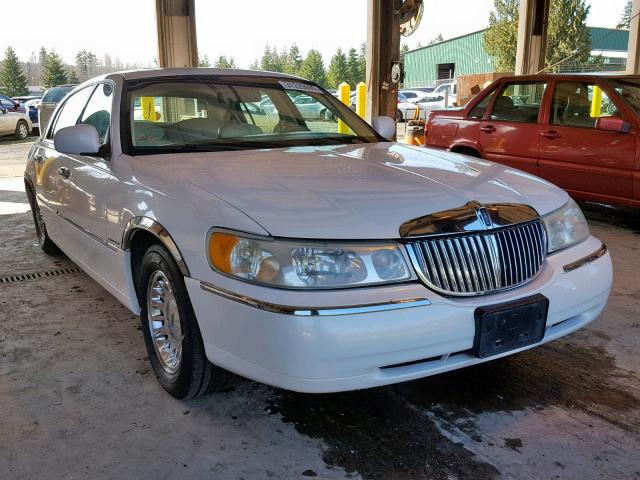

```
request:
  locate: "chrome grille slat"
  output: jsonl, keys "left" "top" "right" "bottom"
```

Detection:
{"left": 408, "top": 220, "right": 547, "bottom": 296}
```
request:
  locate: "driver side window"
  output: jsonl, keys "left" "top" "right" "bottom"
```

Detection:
{"left": 48, "top": 87, "right": 93, "bottom": 140}
{"left": 79, "top": 83, "right": 114, "bottom": 145}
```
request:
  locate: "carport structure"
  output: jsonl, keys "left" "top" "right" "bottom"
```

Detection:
{"left": 154, "top": 0, "right": 640, "bottom": 120}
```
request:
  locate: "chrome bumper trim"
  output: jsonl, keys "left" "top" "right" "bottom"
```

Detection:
{"left": 199, "top": 281, "right": 431, "bottom": 316}
{"left": 563, "top": 243, "right": 608, "bottom": 273}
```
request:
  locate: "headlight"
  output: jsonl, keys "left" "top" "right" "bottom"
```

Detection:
{"left": 208, "top": 231, "right": 412, "bottom": 288}
{"left": 542, "top": 198, "right": 589, "bottom": 253}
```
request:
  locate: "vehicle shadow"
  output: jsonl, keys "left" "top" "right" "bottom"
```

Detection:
{"left": 580, "top": 201, "right": 640, "bottom": 235}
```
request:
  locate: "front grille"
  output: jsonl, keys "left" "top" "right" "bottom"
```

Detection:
{"left": 407, "top": 221, "right": 547, "bottom": 296}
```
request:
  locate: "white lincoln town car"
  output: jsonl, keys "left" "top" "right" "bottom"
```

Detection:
{"left": 24, "top": 69, "right": 612, "bottom": 398}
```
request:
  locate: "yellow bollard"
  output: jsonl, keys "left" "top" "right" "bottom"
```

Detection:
{"left": 356, "top": 82, "right": 366, "bottom": 119}
{"left": 338, "top": 82, "right": 350, "bottom": 134}
{"left": 590, "top": 86, "right": 602, "bottom": 118}
{"left": 141, "top": 97, "right": 157, "bottom": 122}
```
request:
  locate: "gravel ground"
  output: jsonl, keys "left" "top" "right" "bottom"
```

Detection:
{"left": 0, "top": 139, "right": 639, "bottom": 480}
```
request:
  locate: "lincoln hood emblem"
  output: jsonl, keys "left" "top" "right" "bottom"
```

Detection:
{"left": 475, "top": 206, "right": 492, "bottom": 227}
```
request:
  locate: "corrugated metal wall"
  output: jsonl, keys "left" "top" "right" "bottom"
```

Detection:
{"left": 403, "top": 27, "right": 629, "bottom": 88}
{"left": 404, "top": 30, "right": 495, "bottom": 88}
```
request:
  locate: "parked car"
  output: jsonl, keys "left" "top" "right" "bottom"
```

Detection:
{"left": 23, "top": 98, "right": 40, "bottom": 130}
{"left": 38, "top": 84, "right": 77, "bottom": 132}
{"left": 400, "top": 93, "right": 458, "bottom": 121}
{"left": 291, "top": 93, "right": 328, "bottom": 120}
{"left": 0, "top": 106, "right": 31, "bottom": 139}
{"left": 25, "top": 69, "right": 611, "bottom": 399}
{"left": 0, "top": 94, "right": 27, "bottom": 114}
{"left": 425, "top": 74, "right": 640, "bottom": 209}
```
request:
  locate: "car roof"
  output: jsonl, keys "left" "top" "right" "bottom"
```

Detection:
{"left": 99, "top": 68, "right": 306, "bottom": 83}
{"left": 494, "top": 73, "right": 640, "bottom": 82}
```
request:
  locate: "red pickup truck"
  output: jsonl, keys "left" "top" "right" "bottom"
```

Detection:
{"left": 425, "top": 74, "right": 640, "bottom": 209}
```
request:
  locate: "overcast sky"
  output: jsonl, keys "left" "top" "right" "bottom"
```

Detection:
{"left": 0, "top": 0, "right": 630, "bottom": 67}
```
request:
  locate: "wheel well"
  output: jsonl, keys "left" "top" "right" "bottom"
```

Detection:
{"left": 129, "top": 230, "right": 162, "bottom": 302}
{"left": 451, "top": 146, "right": 482, "bottom": 158}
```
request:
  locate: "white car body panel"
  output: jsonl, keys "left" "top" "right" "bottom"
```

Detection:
{"left": 24, "top": 68, "right": 613, "bottom": 393}
{"left": 0, "top": 110, "right": 31, "bottom": 136}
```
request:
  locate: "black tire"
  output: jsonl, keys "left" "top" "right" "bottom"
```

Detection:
{"left": 396, "top": 110, "right": 404, "bottom": 123}
{"left": 26, "top": 185, "right": 61, "bottom": 255}
{"left": 136, "top": 243, "right": 230, "bottom": 399}
{"left": 15, "top": 120, "right": 29, "bottom": 140}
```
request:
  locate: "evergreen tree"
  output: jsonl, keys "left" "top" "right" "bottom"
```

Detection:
{"left": 67, "top": 69, "right": 80, "bottom": 84}
{"left": 38, "top": 47, "right": 48, "bottom": 67}
{"left": 199, "top": 54, "right": 211, "bottom": 67}
{"left": 249, "top": 59, "right": 260, "bottom": 70}
{"left": 327, "top": 48, "right": 350, "bottom": 89}
{"left": 284, "top": 44, "right": 303, "bottom": 75}
{"left": 619, "top": 0, "right": 632, "bottom": 29}
{"left": 346, "top": 47, "right": 361, "bottom": 87}
{"left": 260, "top": 45, "right": 285, "bottom": 72}
{"left": 0, "top": 46, "right": 29, "bottom": 97}
{"left": 214, "top": 55, "right": 237, "bottom": 68}
{"left": 428, "top": 33, "right": 444, "bottom": 45}
{"left": 357, "top": 43, "right": 367, "bottom": 85}
{"left": 401, "top": 43, "right": 410, "bottom": 54}
{"left": 299, "top": 49, "right": 326, "bottom": 87}
{"left": 42, "top": 51, "right": 69, "bottom": 88}
{"left": 484, "top": 0, "right": 591, "bottom": 71}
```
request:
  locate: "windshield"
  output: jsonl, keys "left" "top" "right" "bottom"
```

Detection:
{"left": 42, "top": 86, "right": 74, "bottom": 103}
{"left": 608, "top": 78, "right": 640, "bottom": 117}
{"left": 125, "top": 77, "right": 381, "bottom": 154}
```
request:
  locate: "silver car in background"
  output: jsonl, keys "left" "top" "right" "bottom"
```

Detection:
{"left": 37, "top": 84, "right": 77, "bottom": 132}
{"left": 0, "top": 106, "right": 32, "bottom": 139}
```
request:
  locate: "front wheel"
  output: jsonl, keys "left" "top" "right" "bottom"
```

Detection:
{"left": 137, "top": 244, "right": 230, "bottom": 399}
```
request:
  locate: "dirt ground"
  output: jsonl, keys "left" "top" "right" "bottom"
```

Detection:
{"left": 1, "top": 139, "right": 639, "bottom": 480}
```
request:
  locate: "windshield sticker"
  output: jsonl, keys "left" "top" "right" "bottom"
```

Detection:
{"left": 279, "top": 81, "right": 322, "bottom": 93}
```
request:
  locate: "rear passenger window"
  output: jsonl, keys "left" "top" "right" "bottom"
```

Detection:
{"left": 490, "top": 82, "right": 546, "bottom": 123}
{"left": 551, "top": 81, "right": 619, "bottom": 128}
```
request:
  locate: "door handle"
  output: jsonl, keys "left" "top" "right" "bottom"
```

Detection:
{"left": 480, "top": 125, "right": 496, "bottom": 133}
{"left": 540, "top": 130, "right": 561, "bottom": 139}
{"left": 56, "top": 167, "right": 70, "bottom": 179}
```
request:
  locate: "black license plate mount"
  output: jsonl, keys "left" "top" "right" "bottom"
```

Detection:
{"left": 473, "top": 294, "right": 549, "bottom": 359}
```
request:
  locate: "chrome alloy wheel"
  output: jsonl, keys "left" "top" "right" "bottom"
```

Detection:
{"left": 147, "top": 270, "right": 183, "bottom": 374}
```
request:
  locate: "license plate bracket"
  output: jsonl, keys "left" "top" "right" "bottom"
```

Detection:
{"left": 473, "top": 294, "right": 549, "bottom": 359}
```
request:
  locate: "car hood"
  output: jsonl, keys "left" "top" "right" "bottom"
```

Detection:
{"left": 135, "top": 142, "right": 568, "bottom": 240}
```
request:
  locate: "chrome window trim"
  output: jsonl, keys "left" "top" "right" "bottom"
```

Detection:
{"left": 199, "top": 281, "right": 431, "bottom": 316}
{"left": 563, "top": 243, "right": 608, "bottom": 273}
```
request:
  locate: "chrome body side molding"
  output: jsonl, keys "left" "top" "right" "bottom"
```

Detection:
{"left": 121, "top": 217, "right": 190, "bottom": 276}
{"left": 399, "top": 201, "right": 540, "bottom": 238}
{"left": 199, "top": 281, "right": 431, "bottom": 316}
{"left": 563, "top": 243, "right": 608, "bottom": 273}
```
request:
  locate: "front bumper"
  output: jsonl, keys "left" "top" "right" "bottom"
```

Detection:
{"left": 186, "top": 235, "right": 612, "bottom": 393}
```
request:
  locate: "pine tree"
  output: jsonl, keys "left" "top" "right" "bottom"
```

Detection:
{"left": 199, "top": 54, "right": 211, "bottom": 67}
{"left": 249, "top": 59, "right": 260, "bottom": 70}
{"left": 299, "top": 49, "right": 326, "bottom": 87}
{"left": 428, "top": 33, "right": 444, "bottom": 45}
{"left": 327, "top": 48, "right": 350, "bottom": 89}
{"left": 68, "top": 69, "right": 80, "bottom": 84}
{"left": 484, "top": 0, "right": 591, "bottom": 72}
{"left": 75, "top": 50, "right": 98, "bottom": 81}
{"left": 42, "top": 51, "right": 69, "bottom": 88}
{"left": 260, "top": 45, "right": 285, "bottom": 72}
{"left": 619, "top": 0, "right": 632, "bottom": 29}
{"left": 0, "top": 46, "right": 30, "bottom": 97}
{"left": 284, "top": 44, "right": 303, "bottom": 75}
{"left": 346, "top": 47, "right": 360, "bottom": 87}
{"left": 38, "top": 47, "right": 48, "bottom": 67}
{"left": 357, "top": 43, "right": 367, "bottom": 85}
{"left": 214, "top": 55, "right": 237, "bottom": 68}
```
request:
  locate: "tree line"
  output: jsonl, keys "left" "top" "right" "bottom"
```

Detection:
{"left": 245, "top": 43, "right": 368, "bottom": 90}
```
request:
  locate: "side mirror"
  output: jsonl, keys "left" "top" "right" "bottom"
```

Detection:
{"left": 595, "top": 116, "right": 631, "bottom": 133}
{"left": 54, "top": 124, "right": 101, "bottom": 156}
{"left": 371, "top": 116, "right": 396, "bottom": 141}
